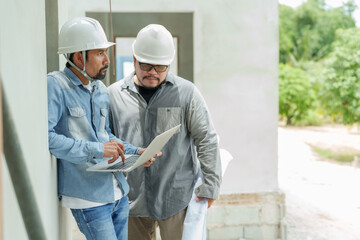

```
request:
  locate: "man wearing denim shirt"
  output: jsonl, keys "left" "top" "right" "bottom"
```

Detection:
{"left": 47, "top": 17, "right": 155, "bottom": 240}
{"left": 108, "top": 24, "right": 222, "bottom": 240}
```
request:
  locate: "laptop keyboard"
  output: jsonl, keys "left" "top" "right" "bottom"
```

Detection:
{"left": 106, "top": 155, "right": 139, "bottom": 170}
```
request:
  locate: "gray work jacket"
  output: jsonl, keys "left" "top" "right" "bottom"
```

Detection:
{"left": 108, "top": 72, "right": 221, "bottom": 220}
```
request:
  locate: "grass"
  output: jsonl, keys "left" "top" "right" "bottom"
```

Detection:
{"left": 310, "top": 145, "right": 359, "bottom": 164}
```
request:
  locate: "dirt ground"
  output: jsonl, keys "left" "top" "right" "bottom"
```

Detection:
{"left": 278, "top": 125, "right": 360, "bottom": 240}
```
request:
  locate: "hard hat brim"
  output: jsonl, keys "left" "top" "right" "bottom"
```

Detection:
{"left": 58, "top": 41, "right": 115, "bottom": 54}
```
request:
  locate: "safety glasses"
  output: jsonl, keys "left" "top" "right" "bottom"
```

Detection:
{"left": 138, "top": 62, "right": 169, "bottom": 73}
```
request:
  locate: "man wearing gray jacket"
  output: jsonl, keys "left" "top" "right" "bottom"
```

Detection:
{"left": 108, "top": 24, "right": 222, "bottom": 240}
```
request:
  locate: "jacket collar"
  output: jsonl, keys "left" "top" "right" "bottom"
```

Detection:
{"left": 64, "top": 67, "right": 98, "bottom": 88}
{"left": 64, "top": 67, "right": 83, "bottom": 86}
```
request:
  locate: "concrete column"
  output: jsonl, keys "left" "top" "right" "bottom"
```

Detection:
{"left": 0, "top": 73, "right": 3, "bottom": 240}
{"left": 45, "top": 0, "right": 59, "bottom": 73}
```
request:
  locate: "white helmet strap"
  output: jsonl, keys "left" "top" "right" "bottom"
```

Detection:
{"left": 63, "top": 51, "right": 96, "bottom": 82}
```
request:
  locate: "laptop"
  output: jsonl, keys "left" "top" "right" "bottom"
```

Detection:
{"left": 87, "top": 124, "right": 181, "bottom": 172}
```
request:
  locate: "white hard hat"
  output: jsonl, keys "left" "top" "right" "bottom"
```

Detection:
{"left": 58, "top": 17, "right": 115, "bottom": 54}
{"left": 132, "top": 24, "right": 175, "bottom": 65}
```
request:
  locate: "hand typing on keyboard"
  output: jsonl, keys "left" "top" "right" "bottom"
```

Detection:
{"left": 104, "top": 140, "right": 125, "bottom": 164}
{"left": 138, "top": 148, "right": 162, "bottom": 167}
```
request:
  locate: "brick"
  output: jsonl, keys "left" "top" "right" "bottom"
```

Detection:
{"left": 244, "top": 226, "right": 263, "bottom": 239}
{"left": 224, "top": 206, "right": 261, "bottom": 225}
{"left": 261, "top": 225, "right": 279, "bottom": 239}
{"left": 261, "top": 203, "right": 280, "bottom": 224}
{"left": 207, "top": 225, "right": 243, "bottom": 240}
{"left": 207, "top": 206, "right": 261, "bottom": 226}
{"left": 214, "top": 192, "right": 285, "bottom": 206}
{"left": 243, "top": 225, "right": 279, "bottom": 240}
{"left": 207, "top": 206, "right": 227, "bottom": 226}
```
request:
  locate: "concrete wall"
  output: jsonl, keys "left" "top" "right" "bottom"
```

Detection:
{"left": 0, "top": 0, "right": 59, "bottom": 239}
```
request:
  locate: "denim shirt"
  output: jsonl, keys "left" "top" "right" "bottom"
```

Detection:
{"left": 48, "top": 67, "right": 139, "bottom": 203}
{"left": 108, "top": 72, "right": 222, "bottom": 220}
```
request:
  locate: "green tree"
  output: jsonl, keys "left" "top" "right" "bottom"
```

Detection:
{"left": 279, "top": 64, "right": 315, "bottom": 125}
{"left": 279, "top": 5, "right": 296, "bottom": 63}
{"left": 291, "top": 0, "right": 323, "bottom": 62}
{"left": 279, "top": 0, "right": 356, "bottom": 65}
{"left": 321, "top": 28, "right": 360, "bottom": 125}
{"left": 315, "top": 6, "right": 356, "bottom": 59}
{"left": 279, "top": 0, "right": 357, "bottom": 126}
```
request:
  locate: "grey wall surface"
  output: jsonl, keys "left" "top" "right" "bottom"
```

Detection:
{"left": 0, "top": 0, "right": 59, "bottom": 239}
{"left": 66, "top": 0, "right": 279, "bottom": 194}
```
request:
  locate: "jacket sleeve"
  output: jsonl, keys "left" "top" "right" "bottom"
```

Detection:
{"left": 186, "top": 86, "right": 222, "bottom": 199}
{"left": 47, "top": 75, "right": 104, "bottom": 164}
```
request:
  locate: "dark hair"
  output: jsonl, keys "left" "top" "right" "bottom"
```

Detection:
{"left": 66, "top": 51, "right": 89, "bottom": 68}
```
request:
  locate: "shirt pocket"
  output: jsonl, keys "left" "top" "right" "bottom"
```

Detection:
{"left": 99, "top": 108, "right": 109, "bottom": 139}
{"left": 156, "top": 107, "right": 181, "bottom": 134}
{"left": 67, "top": 106, "right": 90, "bottom": 140}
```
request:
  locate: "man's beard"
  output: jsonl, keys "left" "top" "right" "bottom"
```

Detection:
{"left": 94, "top": 65, "right": 109, "bottom": 80}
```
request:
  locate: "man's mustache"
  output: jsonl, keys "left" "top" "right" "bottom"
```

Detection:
{"left": 100, "top": 65, "right": 109, "bottom": 71}
{"left": 143, "top": 76, "right": 160, "bottom": 81}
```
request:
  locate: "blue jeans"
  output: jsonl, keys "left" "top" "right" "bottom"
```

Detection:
{"left": 71, "top": 196, "right": 129, "bottom": 240}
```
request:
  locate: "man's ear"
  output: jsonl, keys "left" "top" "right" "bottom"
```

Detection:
{"left": 73, "top": 52, "right": 84, "bottom": 69}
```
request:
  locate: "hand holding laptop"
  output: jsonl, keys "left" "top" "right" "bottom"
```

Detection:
{"left": 138, "top": 148, "right": 162, "bottom": 167}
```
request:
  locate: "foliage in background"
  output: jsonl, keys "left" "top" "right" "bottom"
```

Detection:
{"left": 279, "top": 5, "right": 296, "bottom": 64}
{"left": 279, "top": 64, "right": 315, "bottom": 125}
{"left": 279, "top": 0, "right": 358, "bottom": 125}
{"left": 280, "top": 0, "right": 356, "bottom": 65}
{"left": 321, "top": 28, "right": 360, "bottom": 124}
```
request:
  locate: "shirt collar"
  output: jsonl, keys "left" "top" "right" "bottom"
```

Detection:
{"left": 64, "top": 67, "right": 83, "bottom": 86}
{"left": 122, "top": 71, "right": 136, "bottom": 90}
{"left": 164, "top": 72, "right": 175, "bottom": 85}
